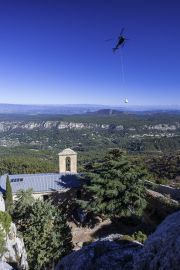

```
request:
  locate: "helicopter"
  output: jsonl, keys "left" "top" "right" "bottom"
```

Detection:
{"left": 124, "top": 98, "right": 128, "bottom": 103}
{"left": 112, "top": 28, "right": 128, "bottom": 52}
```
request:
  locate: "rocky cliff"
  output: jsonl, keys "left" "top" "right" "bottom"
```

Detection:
{"left": 1, "top": 223, "right": 28, "bottom": 270}
{"left": 56, "top": 210, "right": 180, "bottom": 270}
{"left": 0, "top": 261, "right": 15, "bottom": 270}
{"left": 0, "top": 120, "right": 179, "bottom": 132}
{"left": 0, "top": 120, "right": 118, "bottom": 132}
{"left": 0, "top": 195, "right": 28, "bottom": 270}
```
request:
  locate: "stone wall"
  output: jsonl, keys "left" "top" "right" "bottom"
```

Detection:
{"left": 155, "top": 185, "right": 180, "bottom": 201}
{"left": 13, "top": 189, "right": 70, "bottom": 201}
{"left": 145, "top": 180, "right": 180, "bottom": 201}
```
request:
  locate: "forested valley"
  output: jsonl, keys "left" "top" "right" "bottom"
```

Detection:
{"left": 0, "top": 111, "right": 179, "bottom": 184}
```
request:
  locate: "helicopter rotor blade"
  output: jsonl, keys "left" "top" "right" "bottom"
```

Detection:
{"left": 119, "top": 27, "right": 125, "bottom": 36}
{"left": 105, "top": 38, "right": 115, "bottom": 42}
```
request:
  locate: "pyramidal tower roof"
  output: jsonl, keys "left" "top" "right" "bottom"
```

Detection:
{"left": 58, "top": 148, "right": 77, "bottom": 156}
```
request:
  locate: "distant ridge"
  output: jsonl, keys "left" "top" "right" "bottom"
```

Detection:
{"left": 87, "top": 109, "right": 124, "bottom": 116}
{"left": 0, "top": 103, "right": 180, "bottom": 115}
{"left": 0, "top": 103, "right": 109, "bottom": 115}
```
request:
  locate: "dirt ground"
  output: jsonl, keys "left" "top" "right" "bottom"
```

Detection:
{"left": 69, "top": 218, "right": 139, "bottom": 250}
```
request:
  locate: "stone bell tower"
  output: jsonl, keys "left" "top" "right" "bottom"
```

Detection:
{"left": 58, "top": 148, "right": 77, "bottom": 174}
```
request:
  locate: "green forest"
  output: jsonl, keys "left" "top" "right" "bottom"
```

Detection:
{"left": 0, "top": 111, "right": 179, "bottom": 183}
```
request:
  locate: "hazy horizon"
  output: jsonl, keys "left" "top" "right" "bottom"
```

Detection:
{"left": 0, "top": 102, "right": 180, "bottom": 112}
{"left": 1, "top": 100, "right": 180, "bottom": 107}
{"left": 1, "top": 102, "right": 180, "bottom": 107}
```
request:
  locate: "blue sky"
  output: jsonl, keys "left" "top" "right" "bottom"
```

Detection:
{"left": 0, "top": 0, "right": 180, "bottom": 106}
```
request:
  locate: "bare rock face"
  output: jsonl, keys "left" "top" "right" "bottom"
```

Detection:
{"left": 56, "top": 211, "right": 180, "bottom": 270}
{"left": 55, "top": 234, "right": 142, "bottom": 270}
{"left": 0, "top": 196, "right": 28, "bottom": 269}
{"left": 2, "top": 223, "right": 28, "bottom": 270}
{"left": 0, "top": 261, "right": 15, "bottom": 270}
{"left": 134, "top": 211, "right": 180, "bottom": 270}
{"left": 0, "top": 194, "right": 5, "bottom": 212}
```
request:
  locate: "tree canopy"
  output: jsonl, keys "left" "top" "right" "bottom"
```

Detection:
{"left": 14, "top": 194, "right": 72, "bottom": 270}
{"left": 5, "top": 176, "right": 13, "bottom": 214}
{"left": 79, "top": 149, "right": 147, "bottom": 219}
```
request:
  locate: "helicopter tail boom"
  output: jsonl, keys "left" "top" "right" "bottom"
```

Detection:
{"left": 112, "top": 47, "right": 118, "bottom": 52}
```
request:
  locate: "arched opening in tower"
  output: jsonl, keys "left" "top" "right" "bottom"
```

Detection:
{"left": 66, "top": 157, "right": 71, "bottom": 172}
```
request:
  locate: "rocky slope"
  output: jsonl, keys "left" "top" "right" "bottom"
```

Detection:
{"left": 56, "top": 210, "right": 180, "bottom": 270}
{"left": 1, "top": 223, "right": 28, "bottom": 270}
{"left": 0, "top": 195, "right": 28, "bottom": 270}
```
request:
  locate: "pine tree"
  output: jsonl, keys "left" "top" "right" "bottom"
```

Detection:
{"left": 80, "top": 149, "right": 147, "bottom": 219}
{"left": 5, "top": 176, "right": 13, "bottom": 214}
{"left": 23, "top": 200, "right": 72, "bottom": 270}
{"left": 13, "top": 189, "right": 35, "bottom": 230}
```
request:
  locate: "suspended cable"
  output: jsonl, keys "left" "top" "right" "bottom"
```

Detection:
{"left": 120, "top": 49, "right": 125, "bottom": 87}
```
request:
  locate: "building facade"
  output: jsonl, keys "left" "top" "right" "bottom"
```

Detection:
{"left": 58, "top": 148, "right": 77, "bottom": 173}
{"left": 0, "top": 148, "right": 80, "bottom": 200}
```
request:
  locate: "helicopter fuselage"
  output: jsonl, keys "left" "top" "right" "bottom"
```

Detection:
{"left": 117, "top": 36, "right": 125, "bottom": 47}
{"left": 113, "top": 36, "right": 126, "bottom": 52}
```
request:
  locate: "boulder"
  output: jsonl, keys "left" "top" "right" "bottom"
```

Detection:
{"left": 56, "top": 211, "right": 180, "bottom": 270}
{"left": 55, "top": 234, "right": 142, "bottom": 270}
{"left": 134, "top": 210, "right": 180, "bottom": 270}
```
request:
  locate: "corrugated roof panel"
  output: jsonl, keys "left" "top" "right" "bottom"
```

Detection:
{"left": 0, "top": 173, "right": 80, "bottom": 194}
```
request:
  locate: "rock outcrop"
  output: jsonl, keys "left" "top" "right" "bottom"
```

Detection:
{"left": 55, "top": 234, "right": 142, "bottom": 270}
{"left": 0, "top": 194, "right": 5, "bottom": 212}
{"left": 0, "top": 196, "right": 28, "bottom": 270}
{"left": 1, "top": 223, "right": 28, "bottom": 270}
{"left": 0, "top": 261, "right": 15, "bottom": 270}
{"left": 56, "top": 211, "right": 180, "bottom": 270}
{"left": 135, "top": 210, "right": 180, "bottom": 270}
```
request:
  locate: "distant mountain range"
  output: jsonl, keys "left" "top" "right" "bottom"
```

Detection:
{"left": 0, "top": 103, "right": 180, "bottom": 115}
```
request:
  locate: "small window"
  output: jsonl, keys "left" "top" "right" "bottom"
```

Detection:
{"left": 66, "top": 157, "right": 71, "bottom": 172}
{"left": 11, "top": 178, "right": 23, "bottom": 183}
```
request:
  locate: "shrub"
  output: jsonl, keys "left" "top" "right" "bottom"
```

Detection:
{"left": 0, "top": 229, "right": 6, "bottom": 256}
{"left": 132, "top": 231, "right": 147, "bottom": 243}
{"left": 0, "top": 211, "right": 11, "bottom": 257}
{"left": 0, "top": 211, "right": 12, "bottom": 233}
{"left": 156, "top": 178, "right": 168, "bottom": 185}
{"left": 121, "top": 235, "right": 134, "bottom": 242}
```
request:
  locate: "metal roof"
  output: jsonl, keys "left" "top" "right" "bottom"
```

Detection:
{"left": 0, "top": 173, "right": 80, "bottom": 194}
